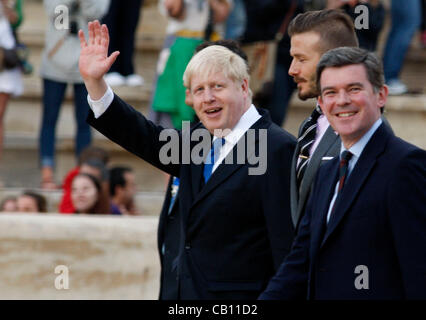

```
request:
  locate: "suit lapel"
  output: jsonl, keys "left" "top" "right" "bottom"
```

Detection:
{"left": 191, "top": 157, "right": 245, "bottom": 208}
{"left": 190, "top": 163, "right": 203, "bottom": 200}
{"left": 290, "top": 145, "right": 300, "bottom": 226}
{"left": 310, "top": 159, "right": 339, "bottom": 259}
{"left": 297, "top": 126, "right": 339, "bottom": 221}
{"left": 321, "top": 124, "right": 391, "bottom": 247}
{"left": 188, "top": 125, "right": 211, "bottom": 200}
{"left": 291, "top": 117, "right": 315, "bottom": 227}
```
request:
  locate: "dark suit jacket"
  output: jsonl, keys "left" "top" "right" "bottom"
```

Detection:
{"left": 157, "top": 176, "right": 180, "bottom": 300}
{"left": 290, "top": 120, "right": 340, "bottom": 229}
{"left": 260, "top": 124, "right": 426, "bottom": 299}
{"left": 87, "top": 94, "right": 297, "bottom": 299}
{"left": 290, "top": 113, "right": 393, "bottom": 229}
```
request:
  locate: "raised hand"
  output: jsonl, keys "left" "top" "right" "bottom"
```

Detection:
{"left": 78, "top": 20, "right": 120, "bottom": 81}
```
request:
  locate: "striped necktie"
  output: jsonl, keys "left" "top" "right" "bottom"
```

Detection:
{"left": 296, "top": 105, "right": 322, "bottom": 188}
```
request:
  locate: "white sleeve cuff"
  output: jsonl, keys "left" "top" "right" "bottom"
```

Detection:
{"left": 87, "top": 85, "right": 114, "bottom": 119}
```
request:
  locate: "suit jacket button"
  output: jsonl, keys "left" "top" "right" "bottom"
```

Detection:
{"left": 185, "top": 244, "right": 191, "bottom": 250}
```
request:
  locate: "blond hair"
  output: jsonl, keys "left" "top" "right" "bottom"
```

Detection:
{"left": 183, "top": 45, "right": 251, "bottom": 97}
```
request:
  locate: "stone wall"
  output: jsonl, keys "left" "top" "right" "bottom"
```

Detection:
{"left": 0, "top": 214, "right": 160, "bottom": 299}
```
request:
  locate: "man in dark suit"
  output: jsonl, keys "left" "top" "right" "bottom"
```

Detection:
{"left": 287, "top": 10, "right": 359, "bottom": 229}
{"left": 259, "top": 47, "right": 426, "bottom": 300}
{"left": 156, "top": 40, "right": 251, "bottom": 300}
{"left": 78, "top": 21, "right": 296, "bottom": 299}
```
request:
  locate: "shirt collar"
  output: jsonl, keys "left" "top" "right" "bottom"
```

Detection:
{"left": 212, "top": 104, "right": 261, "bottom": 146}
{"left": 340, "top": 117, "right": 383, "bottom": 159}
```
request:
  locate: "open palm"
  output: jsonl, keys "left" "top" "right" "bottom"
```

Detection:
{"left": 79, "top": 21, "right": 119, "bottom": 81}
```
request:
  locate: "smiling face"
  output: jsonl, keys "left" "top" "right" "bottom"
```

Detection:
{"left": 71, "top": 175, "right": 99, "bottom": 213}
{"left": 318, "top": 64, "right": 388, "bottom": 148}
{"left": 187, "top": 71, "right": 250, "bottom": 135}
{"left": 289, "top": 31, "right": 323, "bottom": 100}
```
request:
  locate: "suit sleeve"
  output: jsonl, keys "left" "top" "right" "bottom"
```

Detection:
{"left": 387, "top": 148, "right": 426, "bottom": 299}
{"left": 259, "top": 154, "right": 328, "bottom": 300}
{"left": 87, "top": 94, "right": 181, "bottom": 177}
{"left": 258, "top": 190, "right": 312, "bottom": 300}
{"left": 262, "top": 131, "right": 296, "bottom": 268}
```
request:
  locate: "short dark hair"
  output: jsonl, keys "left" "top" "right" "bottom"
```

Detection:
{"left": 288, "top": 9, "right": 358, "bottom": 55}
{"left": 21, "top": 190, "right": 47, "bottom": 213}
{"left": 316, "top": 47, "right": 385, "bottom": 93}
{"left": 109, "top": 166, "right": 132, "bottom": 196}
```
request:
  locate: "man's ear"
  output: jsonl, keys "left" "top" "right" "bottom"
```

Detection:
{"left": 318, "top": 94, "right": 324, "bottom": 109}
{"left": 377, "top": 85, "right": 388, "bottom": 109}
{"left": 241, "top": 78, "right": 249, "bottom": 96}
{"left": 185, "top": 89, "right": 193, "bottom": 107}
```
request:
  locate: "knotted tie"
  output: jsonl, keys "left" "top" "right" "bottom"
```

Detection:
{"left": 337, "top": 150, "right": 353, "bottom": 193}
{"left": 296, "top": 105, "right": 322, "bottom": 188}
{"left": 203, "top": 138, "right": 225, "bottom": 183}
{"left": 327, "top": 150, "right": 353, "bottom": 223}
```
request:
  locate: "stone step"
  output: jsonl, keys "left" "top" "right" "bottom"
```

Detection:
{"left": 13, "top": 0, "right": 426, "bottom": 107}
{"left": 18, "top": 0, "right": 166, "bottom": 51}
{"left": 1, "top": 95, "right": 425, "bottom": 191}
{"left": 2, "top": 0, "right": 425, "bottom": 192}
{"left": 5, "top": 89, "right": 426, "bottom": 143}
{"left": 0, "top": 214, "right": 160, "bottom": 299}
{"left": 15, "top": 43, "right": 157, "bottom": 105}
{"left": 0, "top": 146, "right": 167, "bottom": 192}
{"left": 19, "top": 0, "right": 426, "bottom": 64}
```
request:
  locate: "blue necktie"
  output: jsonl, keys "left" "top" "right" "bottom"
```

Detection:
{"left": 167, "top": 177, "right": 180, "bottom": 215}
{"left": 203, "top": 138, "right": 225, "bottom": 183}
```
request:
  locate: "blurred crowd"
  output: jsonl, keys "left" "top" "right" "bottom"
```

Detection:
{"left": 0, "top": 0, "right": 425, "bottom": 214}
{"left": 0, "top": 145, "right": 139, "bottom": 215}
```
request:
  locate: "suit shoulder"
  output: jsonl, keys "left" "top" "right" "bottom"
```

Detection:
{"left": 267, "top": 122, "right": 297, "bottom": 147}
{"left": 386, "top": 135, "right": 426, "bottom": 164}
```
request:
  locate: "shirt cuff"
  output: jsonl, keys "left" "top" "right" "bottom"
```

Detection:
{"left": 87, "top": 85, "right": 114, "bottom": 119}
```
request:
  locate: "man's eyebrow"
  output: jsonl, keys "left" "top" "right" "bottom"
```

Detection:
{"left": 321, "top": 82, "right": 365, "bottom": 93}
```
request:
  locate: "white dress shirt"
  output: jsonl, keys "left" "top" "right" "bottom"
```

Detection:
{"left": 87, "top": 85, "right": 114, "bottom": 119}
{"left": 211, "top": 104, "right": 261, "bottom": 173}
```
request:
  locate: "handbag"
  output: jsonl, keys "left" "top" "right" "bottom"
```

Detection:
{"left": 0, "top": 46, "right": 20, "bottom": 71}
{"left": 242, "top": 0, "right": 297, "bottom": 97}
